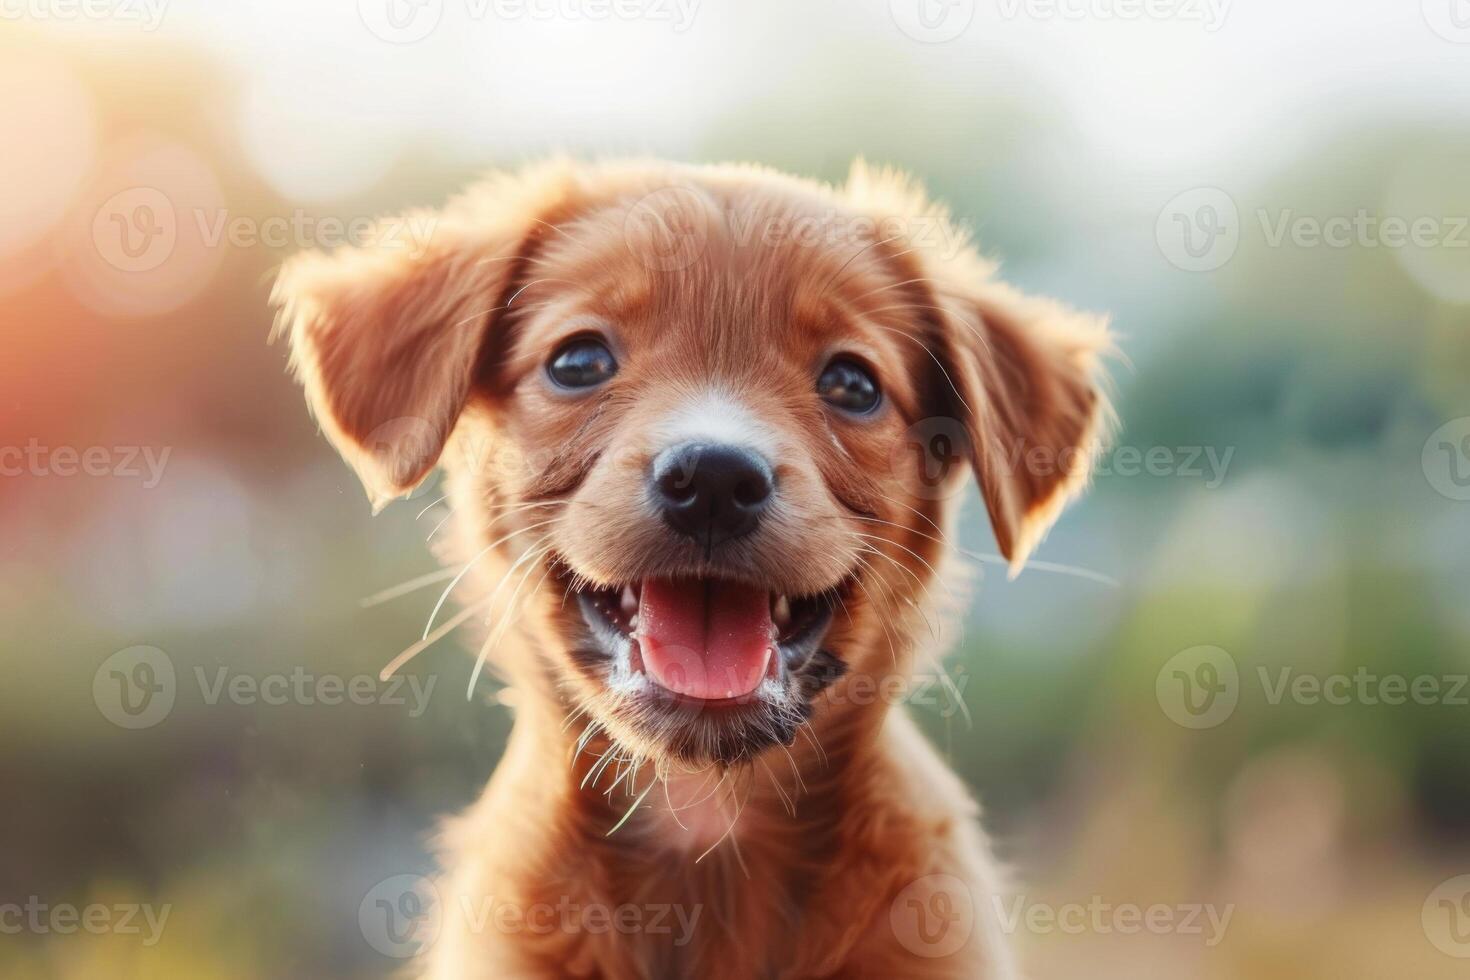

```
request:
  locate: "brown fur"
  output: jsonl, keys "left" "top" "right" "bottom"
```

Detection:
{"left": 274, "top": 159, "right": 1112, "bottom": 979}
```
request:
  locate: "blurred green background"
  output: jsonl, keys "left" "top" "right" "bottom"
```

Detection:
{"left": 2, "top": 1, "right": 1469, "bottom": 977}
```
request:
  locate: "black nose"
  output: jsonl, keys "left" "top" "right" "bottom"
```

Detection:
{"left": 651, "top": 443, "right": 774, "bottom": 545}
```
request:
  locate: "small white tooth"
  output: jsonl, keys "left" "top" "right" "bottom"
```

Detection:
{"left": 620, "top": 586, "right": 638, "bottom": 617}
{"left": 628, "top": 613, "right": 639, "bottom": 632}
{"left": 772, "top": 594, "right": 791, "bottom": 628}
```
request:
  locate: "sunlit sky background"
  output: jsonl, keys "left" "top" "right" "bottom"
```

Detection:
{"left": 9, "top": 0, "right": 1470, "bottom": 330}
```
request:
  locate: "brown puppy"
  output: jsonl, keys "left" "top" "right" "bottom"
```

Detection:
{"left": 275, "top": 159, "right": 1111, "bottom": 979}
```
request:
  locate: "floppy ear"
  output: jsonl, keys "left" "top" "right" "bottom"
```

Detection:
{"left": 271, "top": 169, "right": 571, "bottom": 511}
{"left": 935, "top": 279, "right": 1113, "bottom": 574}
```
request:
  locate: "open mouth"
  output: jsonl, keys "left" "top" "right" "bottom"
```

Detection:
{"left": 575, "top": 576, "right": 838, "bottom": 704}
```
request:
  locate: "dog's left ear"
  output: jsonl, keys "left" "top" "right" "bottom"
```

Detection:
{"left": 271, "top": 168, "right": 573, "bottom": 511}
{"left": 272, "top": 225, "right": 508, "bottom": 510}
{"left": 933, "top": 279, "right": 1113, "bottom": 574}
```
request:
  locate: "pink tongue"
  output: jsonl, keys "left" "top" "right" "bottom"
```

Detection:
{"left": 636, "top": 578, "right": 774, "bottom": 700}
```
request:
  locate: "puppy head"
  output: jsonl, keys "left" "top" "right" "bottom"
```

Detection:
{"left": 275, "top": 160, "right": 1111, "bottom": 771}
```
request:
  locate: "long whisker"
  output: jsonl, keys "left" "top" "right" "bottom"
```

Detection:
{"left": 422, "top": 516, "right": 561, "bottom": 641}
{"left": 379, "top": 593, "right": 494, "bottom": 681}
{"left": 818, "top": 234, "right": 902, "bottom": 299}
{"left": 415, "top": 493, "right": 450, "bottom": 520}
{"left": 853, "top": 543, "right": 938, "bottom": 643}
{"left": 847, "top": 276, "right": 945, "bottom": 305}
{"left": 359, "top": 567, "right": 456, "bottom": 608}
{"left": 850, "top": 531, "right": 954, "bottom": 600}
{"left": 865, "top": 320, "right": 972, "bottom": 415}
{"left": 606, "top": 779, "right": 655, "bottom": 837}
{"left": 506, "top": 277, "right": 576, "bottom": 309}
{"left": 956, "top": 548, "right": 1119, "bottom": 586}
{"left": 466, "top": 541, "right": 557, "bottom": 696}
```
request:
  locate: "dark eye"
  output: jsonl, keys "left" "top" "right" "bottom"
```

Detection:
{"left": 817, "top": 358, "right": 881, "bottom": 414}
{"left": 547, "top": 337, "right": 617, "bottom": 389}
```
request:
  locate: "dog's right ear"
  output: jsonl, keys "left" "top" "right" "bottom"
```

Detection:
{"left": 272, "top": 168, "right": 571, "bottom": 511}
